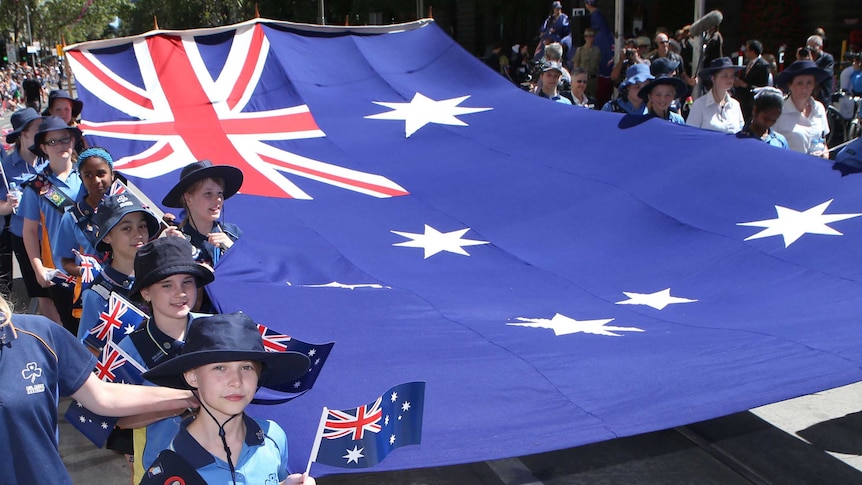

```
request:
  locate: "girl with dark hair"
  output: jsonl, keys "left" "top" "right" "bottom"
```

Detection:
{"left": 736, "top": 87, "right": 789, "bottom": 148}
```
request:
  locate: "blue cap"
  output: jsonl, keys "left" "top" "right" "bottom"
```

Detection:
{"left": 621, "top": 63, "right": 654, "bottom": 87}
{"left": 6, "top": 108, "right": 41, "bottom": 144}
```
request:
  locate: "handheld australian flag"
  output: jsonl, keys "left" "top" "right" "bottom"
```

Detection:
{"left": 65, "top": 340, "right": 146, "bottom": 447}
{"left": 73, "top": 249, "right": 103, "bottom": 287}
{"left": 309, "top": 382, "right": 425, "bottom": 470}
{"left": 252, "top": 323, "right": 335, "bottom": 404}
{"left": 84, "top": 292, "right": 147, "bottom": 352}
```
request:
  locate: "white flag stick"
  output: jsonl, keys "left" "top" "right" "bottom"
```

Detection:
{"left": 305, "top": 406, "right": 329, "bottom": 475}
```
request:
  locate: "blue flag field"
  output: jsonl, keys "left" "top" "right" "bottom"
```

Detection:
{"left": 67, "top": 19, "right": 862, "bottom": 475}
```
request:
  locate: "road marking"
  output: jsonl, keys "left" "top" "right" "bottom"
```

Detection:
{"left": 486, "top": 457, "right": 545, "bottom": 485}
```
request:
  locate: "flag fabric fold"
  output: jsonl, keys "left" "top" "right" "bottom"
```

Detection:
{"left": 67, "top": 18, "right": 862, "bottom": 475}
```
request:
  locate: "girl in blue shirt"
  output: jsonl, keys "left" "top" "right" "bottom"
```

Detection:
{"left": 141, "top": 312, "right": 314, "bottom": 485}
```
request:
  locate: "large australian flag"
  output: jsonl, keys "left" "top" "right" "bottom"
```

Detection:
{"left": 67, "top": 19, "right": 862, "bottom": 476}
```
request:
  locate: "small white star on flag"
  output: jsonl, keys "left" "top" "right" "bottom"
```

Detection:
{"left": 737, "top": 199, "right": 862, "bottom": 247}
{"left": 509, "top": 313, "right": 644, "bottom": 337}
{"left": 616, "top": 288, "right": 697, "bottom": 310}
{"left": 365, "top": 92, "right": 492, "bottom": 138}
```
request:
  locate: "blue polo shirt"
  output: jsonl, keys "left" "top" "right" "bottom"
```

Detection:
{"left": 170, "top": 414, "right": 290, "bottom": 484}
{"left": 0, "top": 149, "right": 38, "bottom": 237}
{"left": 19, "top": 162, "right": 83, "bottom": 268}
{"left": 52, "top": 198, "right": 101, "bottom": 270}
{"left": 736, "top": 125, "right": 789, "bottom": 149}
{"left": 0, "top": 314, "right": 96, "bottom": 484}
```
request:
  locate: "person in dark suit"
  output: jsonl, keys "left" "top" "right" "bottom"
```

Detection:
{"left": 734, "top": 40, "right": 771, "bottom": 124}
{"left": 807, "top": 35, "right": 834, "bottom": 104}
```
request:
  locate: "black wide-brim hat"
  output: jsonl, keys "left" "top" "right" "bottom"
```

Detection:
{"left": 29, "top": 116, "right": 83, "bottom": 158}
{"left": 638, "top": 75, "right": 687, "bottom": 101}
{"left": 129, "top": 236, "right": 214, "bottom": 297}
{"left": 161, "top": 160, "right": 244, "bottom": 208}
{"left": 775, "top": 60, "right": 829, "bottom": 90}
{"left": 6, "top": 108, "right": 41, "bottom": 144}
{"left": 42, "top": 89, "right": 84, "bottom": 119}
{"left": 142, "top": 312, "right": 311, "bottom": 390}
{"left": 697, "top": 56, "right": 744, "bottom": 79}
{"left": 93, "top": 193, "right": 162, "bottom": 252}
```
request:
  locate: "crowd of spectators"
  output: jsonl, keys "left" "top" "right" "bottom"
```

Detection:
{"left": 0, "top": 61, "right": 63, "bottom": 116}
{"left": 486, "top": 1, "right": 862, "bottom": 159}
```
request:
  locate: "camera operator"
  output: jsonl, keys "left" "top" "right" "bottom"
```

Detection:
{"left": 611, "top": 39, "right": 648, "bottom": 86}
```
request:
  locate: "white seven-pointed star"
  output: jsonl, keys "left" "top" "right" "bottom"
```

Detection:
{"left": 616, "top": 288, "right": 697, "bottom": 310}
{"left": 365, "top": 93, "right": 492, "bottom": 138}
{"left": 737, "top": 199, "right": 862, "bottom": 248}
{"left": 343, "top": 445, "right": 364, "bottom": 464}
{"left": 508, "top": 313, "right": 644, "bottom": 337}
{"left": 392, "top": 224, "right": 489, "bottom": 258}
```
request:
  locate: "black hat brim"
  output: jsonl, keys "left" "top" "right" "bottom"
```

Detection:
{"left": 161, "top": 165, "right": 244, "bottom": 208}
{"left": 697, "top": 64, "right": 744, "bottom": 79}
{"left": 143, "top": 349, "right": 310, "bottom": 390}
{"left": 129, "top": 260, "right": 214, "bottom": 297}
{"left": 776, "top": 67, "right": 829, "bottom": 90}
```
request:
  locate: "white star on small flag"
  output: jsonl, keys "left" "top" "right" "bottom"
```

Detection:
{"left": 738, "top": 199, "right": 862, "bottom": 247}
{"left": 392, "top": 224, "right": 489, "bottom": 258}
{"left": 509, "top": 313, "right": 644, "bottom": 337}
{"left": 616, "top": 288, "right": 697, "bottom": 310}
{"left": 343, "top": 445, "right": 364, "bottom": 464}
{"left": 365, "top": 92, "right": 492, "bottom": 138}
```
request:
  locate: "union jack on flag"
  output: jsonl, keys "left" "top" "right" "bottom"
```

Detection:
{"left": 67, "top": 21, "right": 409, "bottom": 200}
{"left": 73, "top": 249, "right": 103, "bottom": 286}
{"left": 310, "top": 382, "right": 425, "bottom": 469}
{"left": 85, "top": 292, "right": 147, "bottom": 351}
{"left": 65, "top": 341, "right": 144, "bottom": 448}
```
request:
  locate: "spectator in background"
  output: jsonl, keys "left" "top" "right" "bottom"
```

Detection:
{"left": 571, "top": 28, "right": 601, "bottom": 98}
{"left": 537, "top": 1, "right": 571, "bottom": 61}
{"left": 796, "top": 47, "right": 812, "bottom": 61}
{"left": 687, "top": 57, "right": 745, "bottom": 133}
{"left": 806, "top": 35, "right": 834, "bottom": 104}
{"left": 611, "top": 38, "right": 646, "bottom": 86}
{"left": 734, "top": 40, "right": 771, "bottom": 124}
{"left": 676, "top": 25, "right": 694, "bottom": 78}
{"left": 602, "top": 63, "right": 653, "bottom": 115}
{"left": 736, "top": 87, "right": 788, "bottom": 149}
{"left": 584, "top": 0, "right": 616, "bottom": 108}
{"left": 537, "top": 62, "right": 572, "bottom": 105}
{"left": 536, "top": 43, "right": 572, "bottom": 96}
{"left": 639, "top": 75, "right": 687, "bottom": 124}
{"left": 839, "top": 52, "right": 861, "bottom": 92}
{"left": 569, "top": 68, "right": 595, "bottom": 108}
{"left": 650, "top": 32, "right": 687, "bottom": 84}
{"left": 774, "top": 60, "right": 830, "bottom": 157}
{"left": 484, "top": 44, "right": 511, "bottom": 80}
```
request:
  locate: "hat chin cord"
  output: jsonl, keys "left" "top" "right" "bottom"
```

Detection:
{"left": 194, "top": 389, "right": 242, "bottom": 485}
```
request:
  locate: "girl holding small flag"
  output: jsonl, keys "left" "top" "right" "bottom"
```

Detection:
{"left": 20, "top": 116, "right": 85, "bottom": 333}
{"left": 141, "top": 312, "right": 314, "bottom": 485}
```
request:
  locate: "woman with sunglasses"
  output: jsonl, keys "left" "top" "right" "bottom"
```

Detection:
{"left": 569, "top": 68, "right": 596, "bottom": 109}
{"left": 19, "top": 116, "right": 85, "bottom": 333}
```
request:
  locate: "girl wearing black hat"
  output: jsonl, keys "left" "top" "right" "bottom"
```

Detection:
{"left": 141, "top": 313, "right": 314, "bottom": 485}
{"left": 686, "top": 57, "right": 745, "bottom": 133}
{"left": 638, "top": 75, "right": 687, "bottom": 124}
{"left": 113, "top": 237, "right": 215, "bottom": 483}
{"left": 19, "top": 116, "right": 85, "bottom": 332}
{"left": 162, "top": 160, "right": 244, "bottom": 269}
{"left": 1, "top": 108, "right": 48, "bottom": 315}
{"left": 773, "top": 60, "right": 831, "bottom": 156}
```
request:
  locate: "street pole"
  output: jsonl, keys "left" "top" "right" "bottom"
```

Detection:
{"left": 318, "top": 0, "right": 325, "bottom": 25}
{"left": 25, "top": 5, "right": 35, "bottom": 67}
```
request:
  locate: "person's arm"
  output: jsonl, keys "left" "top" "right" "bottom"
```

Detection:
{"left": 685, "top": 98, "right": 704, "bottom": 128}
{"left": 117, "top": 409, "right": 187, "bottom": 430}
{"left": 71, "top": 373, "right": 196, "bottom": 417}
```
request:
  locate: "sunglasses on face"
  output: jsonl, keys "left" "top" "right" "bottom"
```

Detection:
{"left": 43, "top": 136, "right": 73, "bottom": 146}
{"left": 574, "top": 79, "right": 587, "bottom": 83}
{"left": 660, "top": 40, "right": 670, "bottom": 44}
